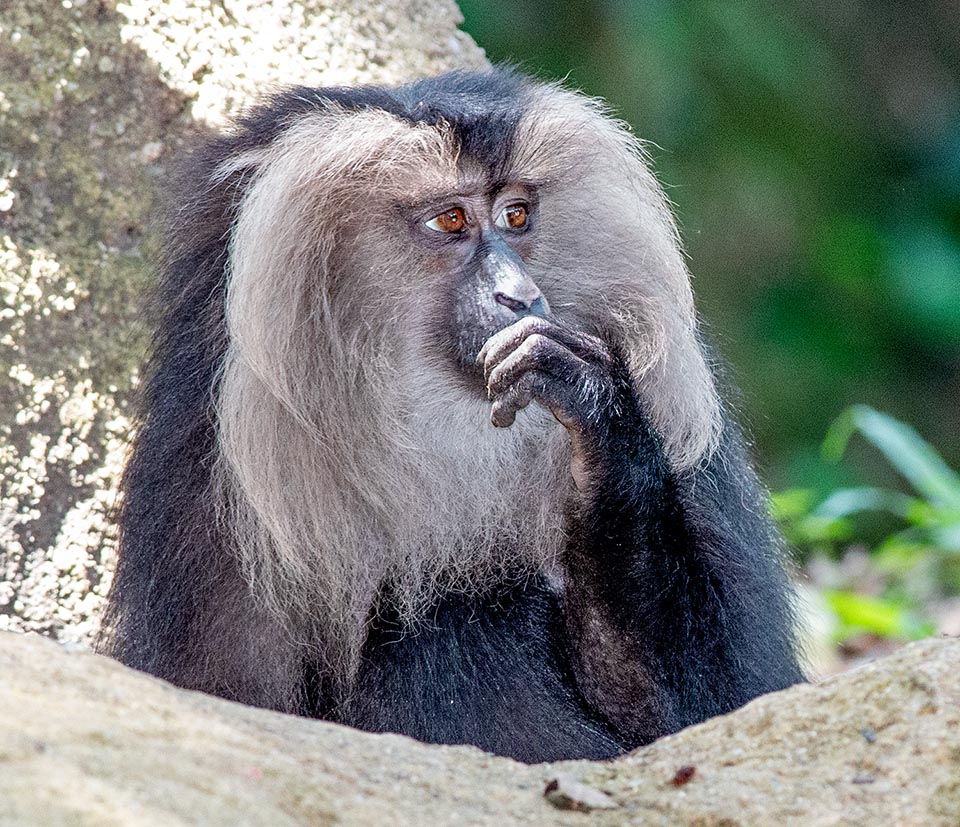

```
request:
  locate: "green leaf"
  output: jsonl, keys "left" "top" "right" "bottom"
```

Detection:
{"left": 797, "top": 514, "right": 852, "bottom": 544}
{"left": 823, "top": 406, "right": 960, "bottom": 509}
{"left": 769, "top": 488, "right": 816, "bottom": 521}
{"left": 824, "top": 589, "right": 929, "bottom": 639}
{"left": 814, "top": 486, "right": 924, "bottom": 520}
{"left": 822, "top": 406, "right": 859, "bottom": 463}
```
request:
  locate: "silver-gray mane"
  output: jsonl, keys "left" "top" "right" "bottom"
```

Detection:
{"left": 212, "top": 84, "right": 721, "bottom": 678}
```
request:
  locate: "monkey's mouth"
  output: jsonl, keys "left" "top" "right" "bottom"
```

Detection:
{"left": 450, "top": 319, "right": 510, "bottom": 395}
{"left": 448, "top": 294, "right": 552, "bottom": 397}
{"left": 458, "top": 340, "right": 496, "bottom": 395}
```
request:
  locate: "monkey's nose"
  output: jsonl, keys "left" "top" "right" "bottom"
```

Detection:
{"left": 494, "top": 288, "right": 550, "bottom": 318}
{"left": 483, "top": 238, "right": 549, "bottom": 317}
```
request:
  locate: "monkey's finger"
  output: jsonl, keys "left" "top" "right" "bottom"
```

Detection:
{"left": 489, "top": 377, "right": 536, "bottom": 428}
{"left": 486, "top": 334, "right": 588, "bottom": 397}
{"left": 478, "top": 316, "right": 563, "bottom": 370}
{"left": 478, "top": 315, "right": 608, "bottom": 377}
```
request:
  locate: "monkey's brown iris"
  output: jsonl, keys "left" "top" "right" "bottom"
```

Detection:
{"left": 503, "top": 205, "right": 527, "bottom": 228}
{"left": 429, "top": 208, "right": 466, "bottom": 233}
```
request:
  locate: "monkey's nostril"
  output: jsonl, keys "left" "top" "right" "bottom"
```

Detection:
{"left": 494, "top": 292, "right": 529, "bottom": 314}
{"left": 493, "top": 292, "right": 550, "bottom": 319}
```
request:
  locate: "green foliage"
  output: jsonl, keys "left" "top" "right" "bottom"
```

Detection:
{"left": 822, "top": 590, "right": 934, "bottom": 641}
{"left": 821, "top": 406, "right": 960, "bottom": 556}
{"left": 776, "top": 406, "right": 960, "bottom": 641}
{"left": 770, "top": 487, "right": 852, "bottom": 548}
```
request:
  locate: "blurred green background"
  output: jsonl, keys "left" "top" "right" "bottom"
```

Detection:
{"left": 460, "top": 0, "right": 960, "bottom": 662}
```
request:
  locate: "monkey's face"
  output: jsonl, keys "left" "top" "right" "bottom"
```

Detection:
{"left": 402, "top": 182, "right": 551, "bottom": 389}
{"left": 221, "top": 86, "right": 717, "bottom": 464}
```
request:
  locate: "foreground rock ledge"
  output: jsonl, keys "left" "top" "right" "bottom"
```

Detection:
{"left": 1, "top": 633, "right": 957, "bottom": 826}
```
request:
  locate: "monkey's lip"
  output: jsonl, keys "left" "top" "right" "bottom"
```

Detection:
{"left": 477, "top": 311, "right": 530, "bottom": 349}
{"left": 456, "top": 313, "right": 530, "bottom": 394}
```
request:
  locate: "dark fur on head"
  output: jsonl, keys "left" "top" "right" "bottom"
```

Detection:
{"left": 100, "top": 68, "right": 802, "bottom": 761}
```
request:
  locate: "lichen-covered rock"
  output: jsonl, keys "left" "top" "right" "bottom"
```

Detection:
{"left": 0, "top": 632, "right": 957, "bottom": 826}
{"left": 0, "top": 0, "right": 486, "bottom": 645}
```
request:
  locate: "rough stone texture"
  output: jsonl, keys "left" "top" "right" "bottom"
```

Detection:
{"left": 0, "top": 0, "right": 486, "bottom": 645}
{"left": 1, "top": 631, "right": 957, "bottom": 826}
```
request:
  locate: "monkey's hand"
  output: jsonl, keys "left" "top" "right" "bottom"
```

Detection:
{"left": 477, "top": 316, "right": 641, "bottom": 489}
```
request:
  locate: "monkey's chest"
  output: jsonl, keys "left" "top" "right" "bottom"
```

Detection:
{"left": 330, "top": 579, "right": 623, "bottom": 762}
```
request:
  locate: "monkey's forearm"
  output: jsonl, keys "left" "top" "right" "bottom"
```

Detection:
{"left": 478, "top": 314, "right": 801, "bottom": 739}
{"left": 562, "top": 408, "right": 802, "bottom": 739}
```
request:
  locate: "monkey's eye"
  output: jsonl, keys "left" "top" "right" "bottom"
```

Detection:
{"left": 495, "top": 204, "right": 528, "bottom": 230}
{"left": 424, "top": 207, "right": 467, "bottom": 233}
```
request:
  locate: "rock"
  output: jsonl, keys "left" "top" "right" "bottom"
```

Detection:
{"left": 0, "top": 0, "right": 486, "bottom": 647}
{"left": 1, "top": 631, "right": 957, "bottom": 826}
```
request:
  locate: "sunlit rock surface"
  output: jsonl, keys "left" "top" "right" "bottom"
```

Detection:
{"left": 1, "top": 633, "right": 957, "bottom": 826}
